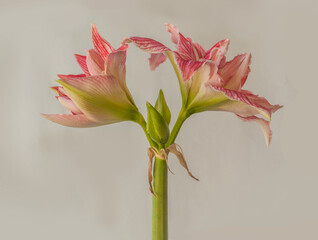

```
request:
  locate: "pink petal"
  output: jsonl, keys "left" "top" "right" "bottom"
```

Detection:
{"left": 237, "top": 115, "right": 272, "bottom": 146}
{"left": 123, "top": 37, "right": 170, "bottom": 70}
{"left": 220, "top": 53, "right": 251, "bottom": 90}
{"left": 177, "top": 33, "right": 203, "bottom": 60}
{"left": 212, "top": 86, "right": 282, "bottom": 120}
{"left": 41, "top": 114, "right": 104, "bottom": 128}
{"left": 57, "top": 74, "right": 86, "bottom": 79}
{"left": 123, "top": 37, "right": 171, "bottom": 53}
{"left": 103, "top": 48, "right": 135, "bottom": 104}
{"left": 51, "top": 86, "right": 67, "bottom": 97}
{"left": 165, "top": 23, "right": 179, "bottom": 44}
{"left": 56, "top": 96, "right": 82, "bottom": 114}
{"left": 74, "top": 54, "right": 90, "bottom": 76}
{"left": 149, "top": 53, "right": 167, "bottom": 71}
{"left": 205, "top": 39, "right": 230, "bottom": 66}
{"left": 91, "top": 24, "right": 114, "bottom": 60}
{"left": 176, "top": 57, "right": 205, "bottom": 81}
{"left": 166, "top": 23, "right": 205, "bottom": 60}
{"left": 86, "top": 49, "right": 105, "bottom": 75}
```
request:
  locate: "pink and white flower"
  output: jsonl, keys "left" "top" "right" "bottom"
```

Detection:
{"left": 42, "top": 25, "right": 138, "bottom": 127}
{"left": 124, "top": 24, "right": 282, "bottom": 145}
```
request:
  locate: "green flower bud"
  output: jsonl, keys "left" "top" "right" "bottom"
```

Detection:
{"left": 146, "top": 102, "right": 170, "bottom": 145}
{"left": 155, "top": 89, "right": 171, "bottom": 125}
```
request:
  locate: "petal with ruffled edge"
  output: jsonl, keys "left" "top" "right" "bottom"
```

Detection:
{"left": 219, "top": 53, "right": 251, "bottom": 90}
{"left": 149, "top": 53, "right": 167, "bottom": 71}
{"left": 123, "top": 37, "right": 170, "bottom": 70}
{"left": 237, "top": 115, "right": 272, "bottom": 146}
{"left": 86, "top": 49, "right": 104, "bottom": 75}
{"left": 166, "top": 23, "right": 205, "bottom": 60}
{"left": 204, "top": 39, "right": 230, "bottom": 66}
{"left": 211, "top": 86, "right": 282, "bottom": 120}
{"left": 91, "top": 24, "right": 114, "bottom": 60}
{"left": 57, "top": 75, "right": 137, "bottom": 123}
{"left": 74, "top": 54, "right": 90, "bottom": 76}
{"left": 41, "top": 114, "right": 105, "bottom": 128}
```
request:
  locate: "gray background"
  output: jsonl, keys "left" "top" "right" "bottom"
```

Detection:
{"left": 0, "top": 0, "right": 317, "bottom": 239}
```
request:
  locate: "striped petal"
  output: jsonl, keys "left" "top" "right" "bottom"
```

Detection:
{"left": 237, "top": 115, "right": 272, "bottom": 146}
{"left": 123, "top": 37, "right": 170, "bottom": 70}
{"left": 74, "top": 54, "right": 90, "bottom": 76}
{"left": 86, "top": 49, "right": 104, "bottom": 75}
{"left": 57, "top": 74, "right": 86, "bottom": 79}
{"left": 211, "top": 87, "right": 282, "bottom": 120}
{"left": 91, "top": 24, "right": 114, "bottom": 60}
{"left": 104, "top": 47, "right": 135, "bottom": 105}
{"left": 176, "top": 57, "right": 205, "bottom": 81}
{"left": 51, "top": 86, "right": 67, "bottom": 97}
{"left": 41, "top": 114, "right": 105, "bottom": 128}
{"left": 205, "top": 39, "right": 230, "bottom": 66}
{"left": 57, "top": 75, "right": 138, "bottom": 123}
{"left": 56, "top": 96, "right": 82, "bottom": 114}
{"left": 220, "top": 53, "right": 251, "bottom": 90}
{"left": 123, "top": 37, "right": 171, "bottom": 53}
{"left": 166, "top": 23, "right": 205, "bottom": 60}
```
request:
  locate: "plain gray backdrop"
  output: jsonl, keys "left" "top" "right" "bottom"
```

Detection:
{"left": 1, "top": 0, "right": 317, "bottom": 239}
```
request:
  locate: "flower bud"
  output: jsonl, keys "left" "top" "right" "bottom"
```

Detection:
{"left": 155, "top": 89, "right": 171, "bottom": 125}
{"left": 146, "top": 102, "right": 170, "bottom": 145}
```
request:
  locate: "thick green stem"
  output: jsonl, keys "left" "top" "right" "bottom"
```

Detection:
{"left": 152, "top": 158, "right": 168, "bottom": 240}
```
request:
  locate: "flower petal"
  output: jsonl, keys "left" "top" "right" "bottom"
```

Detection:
{"left": 74, "top": 54, "right": 90, "bottom": 76}
{"left": 165, "top": 23, "right": 179, "bottom": 44}
{"left": 56, "top": 96, "right": 82, "bottom": 114}
{"left": 176, "top": 57, "right": 205, "bottom": 81}
{"left": 149, "top": 53, "right": 167, "bottom": 71}
{"left": 205, "top": 39, "right": 230, "bottom": 66}
{"left": 220, "top": 53, "right": 251, "bottom": 90}
{"left": 236, "top": 115, "right": 272, "bottom": 146}
{"left": 57, "top": 74, "right": 86, "bottom": 79}
{"left": 51, "top": 86, "right": 67, "bottom": 97}
{"left": 41, "top": 114, "right": 105, "bottom": 128}
{"left": 166, "top": 23, "right": 205, "bottom": 60}
{"left": 123, "top": 37, "right": 171, "bottom": 53}
{"left": 91, "top": 24, "right": 114, "bottom": 60}
{"left": 104, "top": 47, "right": 135, "bottom": 105}
{"left": 123, "top": 37, "right": 170, "bottom": 70}
{"left": 86, "top": 49, "right": 104, "bottom": 75}
{"left": 212, "top": 86, "right": 282, "bottom": 120}
{"left": 57, "top": 75, "right": 137, "bottom": 122}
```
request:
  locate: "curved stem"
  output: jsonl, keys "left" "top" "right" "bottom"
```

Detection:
{"left": 166, "top": 108, "right": 188, "bottom": 147}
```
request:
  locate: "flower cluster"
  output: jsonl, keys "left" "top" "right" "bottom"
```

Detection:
{"left": 43, "top": 24, "right": 281, "bottom": 146}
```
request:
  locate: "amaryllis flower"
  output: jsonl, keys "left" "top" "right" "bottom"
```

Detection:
{"left": 42, "top": 25, "right": 139, "bottom": 127}
{"left": 124, "top": 24, "right": 282, "bottom": 146}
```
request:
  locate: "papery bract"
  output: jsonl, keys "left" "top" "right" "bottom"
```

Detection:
{"left": 43, "top": 25, "right": 139, "bottom": 127}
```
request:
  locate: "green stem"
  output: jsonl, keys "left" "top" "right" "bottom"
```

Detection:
{"left": 166, "top": 108, "right": 188, "bottom": 147}
{"left": 152, "top": 157, "right": 168, "bottom": 240}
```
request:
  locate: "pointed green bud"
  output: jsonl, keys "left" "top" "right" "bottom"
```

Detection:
{"left": 146, "top": 102, "right": 170, "bottom": 145}
{"left": 155, "top": 89, "right": 171, "bottom": 125}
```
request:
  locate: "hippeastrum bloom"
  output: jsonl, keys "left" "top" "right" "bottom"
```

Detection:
{"left": 42, "top": 25, "right": 140, "bottom": 127}
{"left": 124, "top": 23, "right": 282, "bottom": 146}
